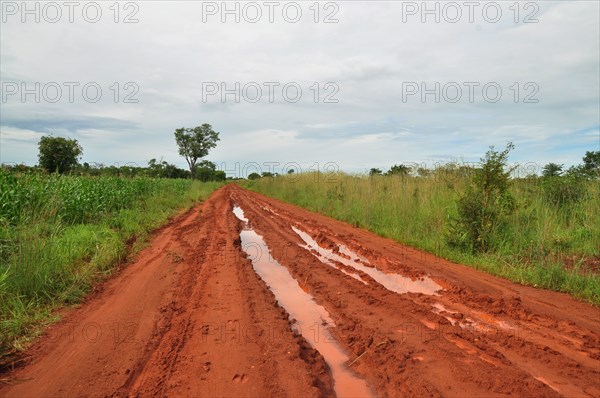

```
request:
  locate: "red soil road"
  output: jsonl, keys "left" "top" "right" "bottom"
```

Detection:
{"left": 2, "top": 184, "right": 599, "bottom": 397}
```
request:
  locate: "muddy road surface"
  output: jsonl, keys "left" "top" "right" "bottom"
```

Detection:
{"left": 1, "top": 185, "right": 599, "bottom": 397}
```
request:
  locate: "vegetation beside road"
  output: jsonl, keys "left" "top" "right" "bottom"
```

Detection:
{"left": 0, "top": 124, "right": 226, "bottom": 357}
{"left": 0, "top": 168, "right": 222, "bottom": 356}
{"left": 245, "top": 148, "right": 600, "bottom": 305}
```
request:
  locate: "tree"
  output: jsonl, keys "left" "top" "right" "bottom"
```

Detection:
{"left": 369, "top": 168, "right": 382, "bottom": 176}
{"left": 386, "top": 164, "right": 411, "bottom": 176}
{"left": 556, "top": 151, "right": 600, "bottom": 180}
{"left": 196, "top": 160, "right": 217, "bottom": 182}
{"left": 542, "top": 163, "right": 563, "bottom": 178}
{"left": 38, "top": 136, "right": 82, "bottom": 174}
{"left": 174, "top": 124, "right": 220, "bottom": 179}
{"left": 213, "top": 170, "right": 226, "bottom": 181}
{"left": 148, "top": 158, "right": 189, "bottom": 179}
{"left": 198, "top": 160, "right": 216, "bottom": 170}
{"left": 248, "top": 172, "right": 261, "bottom": 180}
{"left": 582, "top": 150, "right": 600, "bottom": 177}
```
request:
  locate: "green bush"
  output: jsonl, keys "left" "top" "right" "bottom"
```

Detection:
{"left": 446, "top": 143, "right": 516, "bottom": 252}
{"left": 542, "top": 175, "right": 586, "bottom": 207}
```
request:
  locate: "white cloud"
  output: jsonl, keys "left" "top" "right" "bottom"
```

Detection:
{"left": 0, "top": 126, "right": 43, "bottom": 142}
{"left": 0, "top": 1, "right": 598, "bottom": 172}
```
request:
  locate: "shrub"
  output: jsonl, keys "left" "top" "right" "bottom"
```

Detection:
{"left": 248, "top": 173, "right": 261, "bottom": 180}
{"left": 542, "top": 163, "right": 563, "bottom": 178}
{"left": 542, "top": 175, "right": 586, "bottom": 207}
{"left": 446, "top": 143, "right": 516, "bottom": 252}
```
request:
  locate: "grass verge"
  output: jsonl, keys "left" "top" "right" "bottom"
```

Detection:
{"left": 0, "top": 172, "right": 222, "bottom": 358}
{"left": 244, "top": 173, "right": 599, "bottom": 305}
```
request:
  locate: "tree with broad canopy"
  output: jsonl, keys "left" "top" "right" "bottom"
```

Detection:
{"left": 174, "top": 124, "right": 220, "bottom": 179}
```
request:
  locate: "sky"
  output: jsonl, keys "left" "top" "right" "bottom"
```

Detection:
{"left": 1, "top": 0, "right": 599, "bottom": 177}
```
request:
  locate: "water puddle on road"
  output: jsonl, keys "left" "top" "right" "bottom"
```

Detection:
{"left": 293, "top": 226, "right": 442, "bottom": 295}
{"left": 299, "top": 236, "right": 368, "bottom": 285}
{"left": 233, "top": 206, "right": 249, "bottom": 222}
{"left": 338, "top": 244, "right": 370, "bottom": 264}
{"left": 233, "top": 206, "right": 372, "bottom": 398}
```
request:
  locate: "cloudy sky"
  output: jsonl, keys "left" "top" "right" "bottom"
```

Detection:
{"left": 1, "top": 1, "right": 599, "bottom": 176}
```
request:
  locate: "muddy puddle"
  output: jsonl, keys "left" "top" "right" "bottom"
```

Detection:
{"left": 431, "top": 303, "right": 516, "bottom": 334}
{"left": 293, "top": 226, "right": 442, "bottom": 295}
{"left": 294, "top": 231, "right": 368, "bottom": 285}
{"left": 232, "top": 206, "right": 249, "bottom": 222}
{"left": 234, "top": 206, "right": 372, "bottom": 398}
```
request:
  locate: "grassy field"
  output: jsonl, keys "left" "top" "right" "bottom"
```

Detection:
{"left": 244, "top": 172, "right": 600, "bottom": 304}
{"left": 0, "top": 169, "right": 222, "bottom": 355}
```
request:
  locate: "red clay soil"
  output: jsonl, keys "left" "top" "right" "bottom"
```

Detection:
{"left": 1, "top": 184, "right": 599, "bottom": 397}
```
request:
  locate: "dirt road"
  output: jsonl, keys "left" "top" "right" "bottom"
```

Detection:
{"left": 1, "top": 185, "right": 599, "bottom": 397}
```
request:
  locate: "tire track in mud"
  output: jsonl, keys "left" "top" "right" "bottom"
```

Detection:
{"left": 0, "top": 188, "right": 335, "bottom": 398}
{"left": 231, "top": 185, "right": 600, "bottom": 398}
{"left": 1, "top": 184, "right": 598, "bottom": 398}
{"left": 129, "top": 190, "right": 332, "bottom": 397}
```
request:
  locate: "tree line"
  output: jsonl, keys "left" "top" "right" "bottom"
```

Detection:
{"left": 6, "top": 123, "right": 225, "bottom": 181}
{"left": 369, "top": 151, "right": 599, "bottom": 180}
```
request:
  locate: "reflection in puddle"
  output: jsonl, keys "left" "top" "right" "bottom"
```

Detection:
{"left": 301, "top": 240, "right": 368, "bottom": 284}
{"left": 233, "top": 205, "right": 249, "bottom": 222}
{"left": 234, "top": 206, "right": 372, "bottom": 398}
{"left": 337, "top": 268, "right": 368, "bottom": 284}
{"left": 338, "top": 244, "right": 370, "bottom": 264}
{"left": 293, "top": 226, "right": 442, "bottom": 295}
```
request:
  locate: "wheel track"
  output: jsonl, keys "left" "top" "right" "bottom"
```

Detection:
{"left": 1, "top": 185, "right": 598, "bottom": 398}
{"left": 0, "top": 187, "right": 335, "bottom": 398}
{"left": 232, "top": 185, "right": 599, "bottom": 397}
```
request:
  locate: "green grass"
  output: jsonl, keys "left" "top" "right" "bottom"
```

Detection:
{"left": 0, "top": 169, "right": 223, "bottom": 355}
{"left": 244, "top": 172, "right": 600, "bottom": 305}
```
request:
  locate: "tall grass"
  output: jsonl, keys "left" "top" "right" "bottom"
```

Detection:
{"left": 245, "top": 172, "right": 599, "bottom": 304}
{"left": 0, "top": 169, "right": 222, "bottom": 354}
